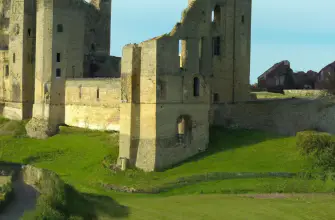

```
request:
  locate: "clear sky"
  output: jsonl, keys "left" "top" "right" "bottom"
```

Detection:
{"left": 109, "top": 0, "right": 335, "bottom": 83}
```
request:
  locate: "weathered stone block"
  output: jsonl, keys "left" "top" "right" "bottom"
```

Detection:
{"left": 25, "top": 117, "right": 59, "bottom": 139}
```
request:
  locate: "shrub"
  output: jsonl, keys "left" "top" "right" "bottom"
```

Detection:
{"left": 314, "top": 145, "right": 335, "bottom": 172}
{"left": 296, "top": 130, "right": 335, "bottom": 172}
{"left": 22, "top": 198, "right": 65, "bottom": 220}
{"left": 296, "top": 130, "right": 332, "bottom": 154}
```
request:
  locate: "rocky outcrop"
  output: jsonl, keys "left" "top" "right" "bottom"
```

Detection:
{"left": 258, "top": 60, "right": 295, "bottom": 91}
{"left": 292, "top": 70, "right": 317, "bottom": 89}
{"left": 315, "top": 61, "right": 335, "bottom": 90}
{"left": 25, "top": 118, "right": 59, "bottom": 139}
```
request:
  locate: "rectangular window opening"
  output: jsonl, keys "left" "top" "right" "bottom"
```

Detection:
{"left": 57, "top": 24, "right": 63, "bottom": 33}
{"left": 212, "top": 6, "right": 221, "bottom": 23}
{"left": 56, "top": 68, "right": 61, "bottom": 78}
{"left": 213, "top": 93, "right": 219, "bottom": 103}
{"left": 213, "top": 36, "right": 221, "bottom": 56}
{"left": 56, "top": 53, "right": 61, "bottom": 62}
{"left": 13, "top": 53, "right": 15, "bottom": 63}
{"left": 179, "top": 40, "right": 184, "bottom": 68}
{"left": 241, "top": 15, "right": 245, "bottom": 24}
{"left": 5, "top": 65, "right": 9, "bottom": 77}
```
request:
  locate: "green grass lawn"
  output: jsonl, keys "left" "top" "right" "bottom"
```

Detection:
{"left": 0, "top": 126, "right": 315, "bottom": 189}
{"left": 0, "top": 119, "right": 335, "bottom": 219}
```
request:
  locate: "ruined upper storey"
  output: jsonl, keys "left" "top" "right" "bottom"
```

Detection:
{"left": 0, "top": 0, "right": 11, "bottom": 49}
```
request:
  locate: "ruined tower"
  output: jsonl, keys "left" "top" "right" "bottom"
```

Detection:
{"left": 27, "top": 0, "right": 87, "bottom": 138}
{"left": 118, "top": 0, "right": 252, "bottom": 172}
{"left": 4, "top": 0, "right": 36, "bottom": 119}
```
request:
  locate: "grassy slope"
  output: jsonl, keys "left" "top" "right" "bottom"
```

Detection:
{"left": 0, "top": 120, "right": 334, "bottom": 219}
{"left": 0, "top": 126, "right": 314, "bottom": 189}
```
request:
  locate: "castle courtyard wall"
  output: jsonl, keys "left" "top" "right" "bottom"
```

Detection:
{"left": 211, "top": 98, "right": 335, "bottom": 136}
{"left": 64, "top": 78, "right": 120, "bottom": 131}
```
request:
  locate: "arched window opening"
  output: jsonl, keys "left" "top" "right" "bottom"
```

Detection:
{"left": 177, "top": 115, "right": 192, "bottom": 145}
{"left": 193, "top": 77, "right": 200, "bottom": 97}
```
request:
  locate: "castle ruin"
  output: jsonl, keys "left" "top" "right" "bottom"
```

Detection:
{"left": 0, "top": 0, "right": 252, "bottom": 171}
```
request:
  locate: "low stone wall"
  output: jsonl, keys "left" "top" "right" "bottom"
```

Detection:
{"left": 64, "top": 78, "right": 121, "bottom": 131}
{"left": 284, "top": 90, "right": 328, "bottom": 96}
{"left": 211, "top": 98, "right": 335, "bottom": 136}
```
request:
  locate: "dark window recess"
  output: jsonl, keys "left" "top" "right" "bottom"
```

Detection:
{"left": 193, "top": 77, "right": 200, "bottom": 97}
{"left": 56, "top": 53, "right": 61, "bottom": 62}
{"left": 28, "top": 28, "right": 31, "bottom": 36}
{"left": 72, "top": 66, "right": 75, "bottom": 78}
{"left": 79, "top": 86, "right": 82, "bottom": 99}
{"left": 213, "top": 93, "right": 219, "bottom": 103}
{"left": 213, "top": 36, "right": 221, "bottom": 56}
{"left": 213, "top": 5, "right": 221, "bottom": 23}
{"left": 91, "top": 44, "right": 96, "bottom": 52}
{"left": 96, "top": 88, "right": 100, "bottom": 100}
{"left": 5, "top": 65, "right": 9, "bottom": 77}
{"left": 241, "top": 15, "right": 245, "bottom": 23}
{"left": 13, "top": 53, "right": 15, "bottom": 63}
{"left": 57, "top": 24, "right": 63, "bottom": 32}
{"left": 56, "top": 68, "right": 61, "bottom": 77}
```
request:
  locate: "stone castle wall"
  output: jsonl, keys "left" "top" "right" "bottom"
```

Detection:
{"left": 64, "top": 78, "right": 120, "bottom": 131}
{"left": 211, "top": 98, "right": 335, "bottom": 136}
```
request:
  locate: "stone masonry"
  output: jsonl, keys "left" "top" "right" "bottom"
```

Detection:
{"left": 0, "top": 0, "right": 252, "bottom": 171}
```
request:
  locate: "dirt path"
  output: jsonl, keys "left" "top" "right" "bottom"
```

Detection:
{"left": 0, "top": 172, "right": 39, "bottom": 220}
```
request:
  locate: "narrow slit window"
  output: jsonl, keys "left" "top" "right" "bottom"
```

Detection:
{"left": 56, "top": 53, "right": 61, "bottom": 62}
{"left": 241, "top": 15, "right": 245, "bottom": 24}
{"left": 96, "top": 88, "right": 100, "bottom": 100}
{"left": 13, "top": 53, "right": 15, "bottom": 63}
{"left": 193, "top": 77, "right": 200, "bottom": 97}
{"left": 56, "top": 68, "right": 61, "bottom": 78}
{"left": 79, "top": 86, "right": 82, "bottom": 99}
{"left": 5, "top": 65, "right": 9, "bottom": 77}
{"left": 28, "top": 28, "right": 31, "bottom": 36}
{"left": 72, "top": 66, "right": 75, "bottom": 78}
{"left": 213, "top": 36, "right": 221, "bottom": 56}
{"left": 179, "top": 40, "right": 185, "bottom": 68}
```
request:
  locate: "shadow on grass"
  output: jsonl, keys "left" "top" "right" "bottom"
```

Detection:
{"left": 82, "top": 193, "right": 129, "bottom": 219}
{"left": 164, "top": 126, "right": 284, "bottom": 171}
{"left": 22, "top": 149, "right": 68, "bottom": 164}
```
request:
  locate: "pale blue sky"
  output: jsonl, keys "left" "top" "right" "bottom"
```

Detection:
{"left": 109, "top": 0, "right": 335, "bottom": 83}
